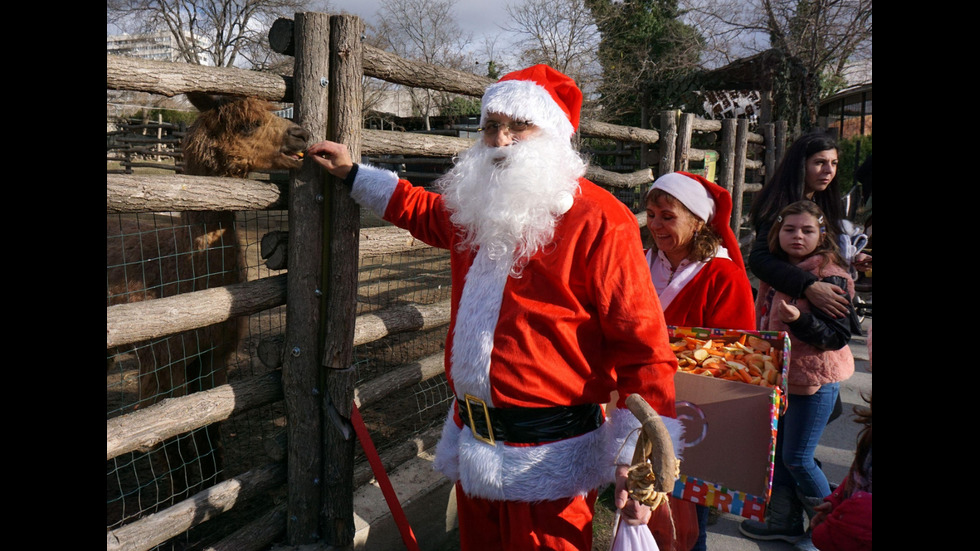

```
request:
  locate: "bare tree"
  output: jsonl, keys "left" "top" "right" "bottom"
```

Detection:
{"left": 107, "top": 0, "right": 324, "bottom": 68}
{"left": 503, "top": 0, "right": 602, "bottom": 99}
{"left": 682, "top": 0, "right": 872, "bottom": 129}
{"left": 374, "top": 0, "right": 472, "bottom": 130}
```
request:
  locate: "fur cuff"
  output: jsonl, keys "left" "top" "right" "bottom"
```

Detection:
{"left": 350, "top": 163, "right": 399, "bottom": 216}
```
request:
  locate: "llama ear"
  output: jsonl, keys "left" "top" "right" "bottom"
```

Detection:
{"left": 187, "top": 92, "right": 223, "bottom": 113}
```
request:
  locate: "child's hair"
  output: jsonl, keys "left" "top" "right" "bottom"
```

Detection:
{"left": 845, "top": 394, "right": 872, "bottom": 496}
{"left": 645, "top": 188, "right": 722, "bottom": 262}
{"left": 767, "top": 200, "right": 847, "bottom": 271}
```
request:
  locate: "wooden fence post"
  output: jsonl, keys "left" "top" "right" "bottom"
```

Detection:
{"left": 284, "top": 11, "right": 330, "bottom": 545}
{"left": 731, "top": 119, "right": 750, "bottom": 238}
{"left": 763, "top": 123, "right": 775, "bottom": 187}
{"left": 675, "top": 112, "right": 694, "bottom": 173}
{"left": 718, "top": 118, "right": 737, "bottom": 192}
{"left": 321, "top": 14, "right": 364, "bottom": 548}
{"left": 659, "top": 110, "right": 678, "bottom": 176}
{"left": 774, "top": 120, "right": 788, "bottom": 182}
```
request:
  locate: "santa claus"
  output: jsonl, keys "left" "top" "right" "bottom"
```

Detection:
{"left": 309, "top": 65, "right": 678, "bottom": 551}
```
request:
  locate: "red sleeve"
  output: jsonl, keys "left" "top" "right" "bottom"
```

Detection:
{"left": 382, "top": 180, "right": 456, "bottom": 250}
{"left": 704, "top": 259, "right": 757, "bottom": 331}
{"left": 590, "top": 199, "right": 677, "bottom": 417}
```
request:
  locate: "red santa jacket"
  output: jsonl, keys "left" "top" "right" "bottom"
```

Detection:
{"left": 352, "top": 165, "right": 678, "bottom": 501}
{"left": 661, "top": 256, "right": 756, "bottom": 331}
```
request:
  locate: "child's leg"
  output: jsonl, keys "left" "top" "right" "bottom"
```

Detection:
{"left": 781, "top": 383, "right": 840, "bottom": 498}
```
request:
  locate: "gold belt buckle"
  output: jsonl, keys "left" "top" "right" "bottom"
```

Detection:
{"left": 463, "top": 394, "right": 495, "bottom": 446}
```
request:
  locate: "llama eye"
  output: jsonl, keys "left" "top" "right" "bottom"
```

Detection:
{"left": 238, "top": 121, "right": 260, "bottom": 135}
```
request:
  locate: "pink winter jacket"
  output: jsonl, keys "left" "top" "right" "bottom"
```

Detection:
{"left": 756, "top": 254, "right": 855, "bottom": 394}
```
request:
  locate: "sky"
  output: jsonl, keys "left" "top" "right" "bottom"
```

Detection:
{"left": 327, "top": 0, "right": 516, "bottom": 46}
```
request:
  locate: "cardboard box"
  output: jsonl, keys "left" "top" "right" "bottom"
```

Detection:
{"left": 667, "top": 327, "right": 790, "bottom": 521}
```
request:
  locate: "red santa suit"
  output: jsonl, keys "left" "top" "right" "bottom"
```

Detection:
{"left": 350, "top": 64, "right": 677, "bottom": 551}
{"left": 648, "top": 249, "right": 756, "bottom": 331}
{"left": 353, "top": 166, "right": 677, "bottom": 501}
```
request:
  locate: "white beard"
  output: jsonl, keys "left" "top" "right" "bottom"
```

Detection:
{"left": 439, "top": 135, "right": 587, "bottom": 276}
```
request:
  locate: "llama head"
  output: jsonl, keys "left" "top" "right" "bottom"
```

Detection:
{"left": 182, "top": 93, "right": 311, "bottom": 177}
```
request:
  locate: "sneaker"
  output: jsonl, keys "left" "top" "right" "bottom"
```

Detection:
{"left": 739, "top": 518, "right": 805, "bottom": 543}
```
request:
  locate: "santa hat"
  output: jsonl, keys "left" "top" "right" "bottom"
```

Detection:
{"left": 481, "top": 65, "right": 582, "bottom": 138}
{"left": 650, "top": 172, "right": 746, "bottom": 271}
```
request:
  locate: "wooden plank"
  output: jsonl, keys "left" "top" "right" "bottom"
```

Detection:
{"left": 106, "top": 463, "right": 286, "bottom": 551}
{"left": 107, "top": 54, "right": 289, "bottom": 100}
{"left": 107, "top": 174, "right": 285, "bottom": 213}
{"left": 107, "top": 275, "right": 287, "bottom": 349}
{"left": 107, "top": 372, "right": 283, "bottom": 460}
{"left": 321, "top": 14, "right": 364, "bottom": 548}
{"left": 283, "top": 10, "right": 331, "bottom": 545}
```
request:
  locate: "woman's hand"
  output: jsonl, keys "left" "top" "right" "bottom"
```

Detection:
{"left": 805, "top": 281, "right": 850, "bottom": 318}
{"left": 775, "top": 299, "right": 801, "bottom": 323}
{"left": 307, "top": 140, "right": 354, "bottom": 179}
{"left": 615, "top": 465, "right": 652, "bottom": 525}
{"left": 852, "top": 252, "right": 872, "bottom": 273}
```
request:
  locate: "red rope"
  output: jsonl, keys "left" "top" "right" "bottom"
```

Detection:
{"left": 350, "top": 404, "right": 421, "bottom": 551}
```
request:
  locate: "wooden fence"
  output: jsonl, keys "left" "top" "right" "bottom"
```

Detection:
{"left": 107, "top": 11, "right": 788, "bottom": 550}
{"left": 106, "top": 116, "right": 184, "bottom": 173}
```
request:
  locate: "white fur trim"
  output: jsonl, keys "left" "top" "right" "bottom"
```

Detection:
{"left": 434, "top": 401, "right": 624, "bottom": 501}
{"left": 449, "top": 247, "right": 509, "bottom": 405}
{"left": 482, "top": 79, "right": 574, "bottom": 139}
{"left": 350, "top": 163, "right": 399, "bottom": 217}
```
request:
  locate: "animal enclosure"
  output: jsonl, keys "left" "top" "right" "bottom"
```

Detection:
{"left": 107, "top": 12, "right": 787, "bottom": 551}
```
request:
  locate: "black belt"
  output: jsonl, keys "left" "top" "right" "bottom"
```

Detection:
{"left": 458, "top": 394, "right": 603, "bottom": 446}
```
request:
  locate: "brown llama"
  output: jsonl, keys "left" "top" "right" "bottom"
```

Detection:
{"left": 107, "top": 93, "right": 309, "bottom": 511}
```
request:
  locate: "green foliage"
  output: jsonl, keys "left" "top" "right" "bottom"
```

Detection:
{"left": 836, "top": 133, "right": 871, "bottom": 194}
{"left": 486, "top": 60, "right": 501, "bottom": 80}
{"left": 142, "top": 108, "right": 199, "bottom": 126}
{"left": 585, "top": 0, "right": 702, "bottom": 124}
{"left": 441, "top": 96, "right": 482, "bottom": 118}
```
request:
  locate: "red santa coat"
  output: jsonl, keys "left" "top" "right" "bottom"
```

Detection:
{"left": 353, "top": 165, "right": 677, "bottom": 502}
{"left": 660, "top": 256, "right": 756, "bottom": 331}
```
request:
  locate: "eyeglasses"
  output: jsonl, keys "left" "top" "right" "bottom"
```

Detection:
{"left": 479, "top": 120, "right": 535, "bottom": 136}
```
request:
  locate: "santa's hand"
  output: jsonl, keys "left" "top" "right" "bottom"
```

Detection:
{"left": 307, "top": 140, "right": 353, "bottom": 179}
{"left": 615, "top": 465, "right": 652, "bottom": 525}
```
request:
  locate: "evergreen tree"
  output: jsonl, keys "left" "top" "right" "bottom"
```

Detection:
{"left": 585, "top": 0, "right": 702, "bottom": 126}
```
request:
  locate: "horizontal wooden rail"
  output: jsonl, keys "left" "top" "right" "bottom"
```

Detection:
{"left": 107, "top": 54, "right": 290, "bottom": 100}
{"left": 107, "top": 371, "right": 284, "bottom": 460}
{"left": 106, "top": 462, "right": 286, "bottom": 551}
{"left": 107, "top": 274, "right": 287, "bottom": 349}
{"left": 353, "top": 300, "right": 451, "bottom": 346}
{"left": 209, "top": 503, "right": 287, "bottom": 551}
{"left": 354, "top": 352, "right": 445, "bottom": 408}
{"left": 107, "top": 174, "right": 286, "bottom": 213}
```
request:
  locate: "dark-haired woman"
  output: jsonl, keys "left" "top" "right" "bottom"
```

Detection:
{"left": 748, "top": 131, "right": 869, "bottom": 319}
{"left": 740, "top": 131, "right": 863, "bottom": 550}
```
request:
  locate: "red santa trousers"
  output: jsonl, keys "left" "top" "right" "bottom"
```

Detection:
{"left": 455, "top": 483, "right": 598, "bottom": 551}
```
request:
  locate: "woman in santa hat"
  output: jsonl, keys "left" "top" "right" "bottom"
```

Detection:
{"left": 644, "top": 171, "right": 756, "bottom": 551}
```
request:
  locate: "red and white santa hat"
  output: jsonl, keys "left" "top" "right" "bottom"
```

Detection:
{"left": 481, "top": 64, "right": 582, "bottom": 138}
{"left": 651, "top": 172, "right": 746, "bottom": 271}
